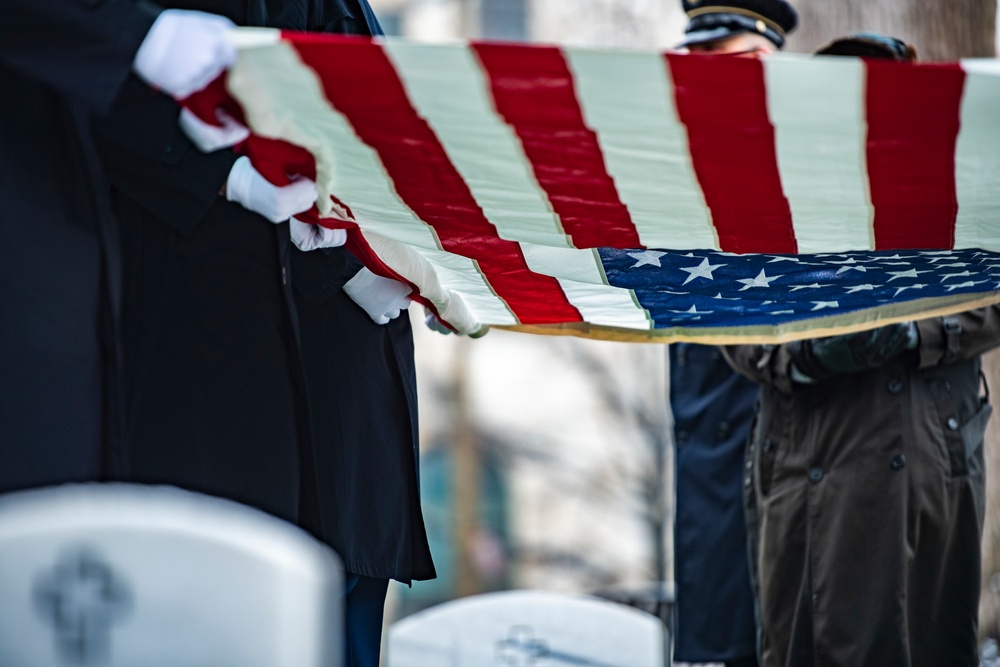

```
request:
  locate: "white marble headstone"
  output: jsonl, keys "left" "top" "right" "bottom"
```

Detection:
{"left": 388, "top": 589, "right": 665, "bottom": 667}
{"left": 0, "top": 483, "right": 342, "bottom": 667}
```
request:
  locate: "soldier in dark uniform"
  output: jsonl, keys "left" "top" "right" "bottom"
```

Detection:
{"left": 284, "top": 5, "right": 437, "bottom": 666}
{"left": 92, "top": 0, "right": 320, "bottom": 525}
{"left": 0, "top": 1, "right": 235, "bottom": 494}
{"left": 668, "top": 2, "right": 798, "bottom": 666}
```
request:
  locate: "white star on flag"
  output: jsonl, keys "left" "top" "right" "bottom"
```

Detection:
{"left": 887, "top": 268, "right": 932, "bottom": 281}
{"left": 628, "top": 250, "right": 667, "bottom": 268}
{"left": 811, "top": 301, "right": 840, "bottom": 311}
{"left": 946, "top": 280, "right": 989, "bottom": 291}
{"left": 669, "top": 304, "right": 714, "bottom": 315}
{"left": 893, "top": 284, "right": 928, "bottom": 297}
{"left": 940, "top": 271, "right": 973, "bottom": 281}
{"left": 679, "top": 257, "right": 724, "bottom": 284}
{"left": 844, "top": 284, "right": 876, "bottom": 293}
{"left": 738, "top": 269, "right": 778, "bottom": 291}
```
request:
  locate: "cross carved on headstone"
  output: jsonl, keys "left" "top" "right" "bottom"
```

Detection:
{"left": 495, "top": 624, "right": 550, "bottom": 666}
{"left": 33, "top": 548, "right": 133, "bottom": 665}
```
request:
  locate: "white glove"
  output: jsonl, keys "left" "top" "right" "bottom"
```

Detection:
{"left": 290, "top": 217, "right": 348, "bottom": 251}
{"left": 343, "top": 268, "right": 412, "bottom": 325}
{"left": 225, "top": 156, "right": 317, "bottom": 222}
{"left": 424, "top": 308, "right": 454, "bottom": 335}
{"left": 179, "top": 107, "right": 249, "bottom": 152}
{"left": 133, "top": 9, "right": 238, "bottom": 99}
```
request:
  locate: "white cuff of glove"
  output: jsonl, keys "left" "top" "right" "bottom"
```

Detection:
{"left": 133, "top": 9, "right": 237, "bottom": 99}
{"left": 225, "top": 156, "right": 318, "bottom": 223}
{"left": 343, "top": 268, "right": 412, "bottom": 325}
{"left": 179, "top": 107, "right": 249, "bottom": 152}
{"left": 424, "top": 308, "right": 454, "bottom": 335}
{"left": 290, "top": 217, "right": 348, "bottom": 251}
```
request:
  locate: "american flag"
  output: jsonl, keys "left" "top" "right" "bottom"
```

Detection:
{"left": 188, "top": 30, "right": 1000, "bottom": 342}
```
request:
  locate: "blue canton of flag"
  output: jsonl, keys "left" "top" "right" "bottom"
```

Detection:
{"left": 599, "top": 248, "right": 1000, "bottom": 329}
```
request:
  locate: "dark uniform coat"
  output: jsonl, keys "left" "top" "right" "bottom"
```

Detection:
{"left": 287, "top": 0, "right": 435, "bottom": 585}
{"left": 0, "top": 0, "right": 158, "bottom": 493}
{"left": 670, "top": 343, "right": 759, "bottom": 662}
{"left": 292, "top": 249, "right": 435, "bottom": 584}
{"left": 723, "top": 306, "right": 1000, "bottom": 667}
{"left": 92, "top": 0, "right": 309, "bottom": 523}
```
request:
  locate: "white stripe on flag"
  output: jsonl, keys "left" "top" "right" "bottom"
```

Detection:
{"left": 362, "top": 233, "right": 518, "bottom": 330}
{"left": 564, "top": 48, "right": 716, "bottom": 250}
{"left": 382, "top": 41, "right": 573, "bottom": 249}
{"left": 228, "top": 27, "right": 281, "bottom": 49}
{"left": 955, "top": 60, "right": 1000, "bottom": 251}
{"left": 764, "top": 54, "right": 874, "bottom": 253}
{"left": 519, "top": 245, "right": 653, "bottom": 329}
{"left": 228, "top": 40, "right": 516, "bottom": 326}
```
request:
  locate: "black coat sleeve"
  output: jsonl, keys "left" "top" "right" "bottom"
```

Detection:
{"left": 2, "top": 0, "right": 160, "bottom": 115}
{"left": 93, "top": 77, "right": 238, "bottom": 234}
{"left": 291, "top": 246, "right": 365, "bottom": 305}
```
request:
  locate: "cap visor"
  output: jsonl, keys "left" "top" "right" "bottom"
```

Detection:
{"left": 676, "top": 26, "right": 746, "bottom": 48}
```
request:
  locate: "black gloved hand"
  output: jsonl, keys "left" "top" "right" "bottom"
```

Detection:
{"left": 790, "top": 322, "right": 917, "bottom": 381}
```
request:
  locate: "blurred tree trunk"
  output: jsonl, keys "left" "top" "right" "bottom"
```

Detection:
{"left": 790, "top": 0, "right": 1000, "bottom": 644}
{"left": 787, "top": 0, "right": 997, "bottom": 60}
{"left": 452, "top": 337, "right": 482, "bottom": 598}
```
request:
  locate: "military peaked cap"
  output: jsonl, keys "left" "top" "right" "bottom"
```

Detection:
{"left": 815, "top": 32, "right": 918, "bottom": 62}
{"left": 679, "top": 0, "right": 799, "bottom": 49}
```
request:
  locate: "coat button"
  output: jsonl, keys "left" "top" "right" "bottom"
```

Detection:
{"left": 887, "top": 379, "right": 903, "bottom": 395}
{"left": 947, "top": 417, "right": 959, "bottom": 431}
{"left": 808, "top": 467, "right": 824, "bottom": 483}
{"left": 890, "top": 454, "right": 907, "bottom": 470}
{"left": 744, "top": 476, "right": 752, "bottom": 488}
{"left": 745, "top": 459, "right": 753, "bottom": 471}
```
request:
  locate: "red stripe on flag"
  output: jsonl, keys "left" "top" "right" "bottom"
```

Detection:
{"left": 865, "top": 61, "right": 964, "bottom": 250}
{"left": 473, "top": 42, "right": 643, "bottom": 250}
{"left": 286, "top": 34, "right": 582, "bottom": 325}
{"left": 667, "top": 54, "right": 796, "bottom": 254}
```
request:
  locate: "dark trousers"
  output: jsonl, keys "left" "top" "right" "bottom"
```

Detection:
{"left": 344, "top": 573, "right": 389, "bottom": 667}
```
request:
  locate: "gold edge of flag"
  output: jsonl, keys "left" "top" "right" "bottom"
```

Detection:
{"left": 493, "top": 291, "right": 1000, "bottom": 345}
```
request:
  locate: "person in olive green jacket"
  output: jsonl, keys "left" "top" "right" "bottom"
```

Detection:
{"left": 723, "top": 304, "right": 1000, "bottom": 667}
